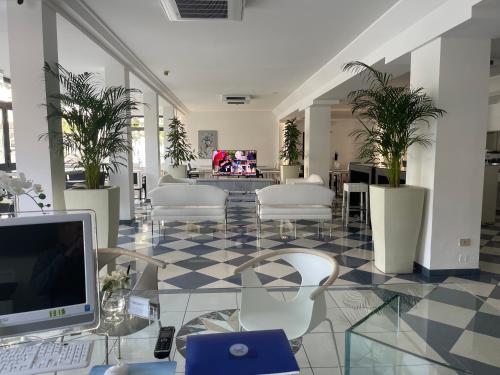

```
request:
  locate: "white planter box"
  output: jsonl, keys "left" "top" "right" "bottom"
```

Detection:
{"left": 64, "top": 186, "right": 120, "bottom": 249}
{"left": 370, "top": 185, "right": 425, "bottom": 274}
{"left": 168, "top": 165, "right": 188, "bottom": 178}
{"left": 280, "top": 165, "right": 300, "bottom": 184}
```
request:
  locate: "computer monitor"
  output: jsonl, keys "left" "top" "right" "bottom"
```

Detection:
{"left": 0, "top": 212, "right": 99, "bottom": 338}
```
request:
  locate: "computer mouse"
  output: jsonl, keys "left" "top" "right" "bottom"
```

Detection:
{"left": 104, "top": 363, "right": 128, "bottom": 375}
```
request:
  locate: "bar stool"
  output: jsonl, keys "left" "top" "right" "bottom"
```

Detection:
{"left": 342, "top": 182, "right": 369, "bottom": 225}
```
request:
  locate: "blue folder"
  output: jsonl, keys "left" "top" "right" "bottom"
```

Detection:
{"left": 186, "top": 329, "right": 299, "bottom": 375}
{"left": 89, "top": 361, "right": 176, "bottom": 375}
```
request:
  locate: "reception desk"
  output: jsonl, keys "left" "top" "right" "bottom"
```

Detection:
{"left": 348, "top": 163, "right": 406, "bottom": 206}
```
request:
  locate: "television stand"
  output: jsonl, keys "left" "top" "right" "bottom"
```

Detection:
{"left": 196, "top": 177, "right": 273, "bottom": 193}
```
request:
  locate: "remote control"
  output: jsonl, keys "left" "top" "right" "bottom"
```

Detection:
{"left": 154, "top": 325, "right": 175, "bottom": 359}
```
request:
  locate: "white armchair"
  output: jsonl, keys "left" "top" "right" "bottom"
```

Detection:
{"left": 234, "top": 248, "right": 339, "bottom": 340}
{"left": 149, "top": 184, "right": 228, "bottom": 234}
{"left": 158, "top": 174, "right": 196, "bottom": 185}
{"left": 286, "top": 173, "right": 325, "bottom": 185}
{"left": 255, "top": 184, "right": 334, "bottom": 237}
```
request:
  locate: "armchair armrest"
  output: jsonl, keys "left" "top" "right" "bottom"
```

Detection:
{"left": 98, "top": 247, "right": 167, "bottom": 269}
{"left": 234, "top": 248, "right": 339, "bottom": 300}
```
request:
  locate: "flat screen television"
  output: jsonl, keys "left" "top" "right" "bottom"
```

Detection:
{"left": 212, "top": 150, "right": 257, "bottom": 176}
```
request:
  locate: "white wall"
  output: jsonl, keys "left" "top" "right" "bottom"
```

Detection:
{"left": 331, "top": 118, "right": 363, "bottom": 167}
{"left": 488, "top": 103, "right": 500, "bottom": 131}
{"left": 185, "top": 111, "right": 278, "bottom": 168}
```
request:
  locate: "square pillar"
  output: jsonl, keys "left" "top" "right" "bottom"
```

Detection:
{"left": 7, "top": 0, "right": 65, "bottom": 210}
{"left": 407, "top": 37, "right": 490, "bottom": 272}
{"left": 143, "top": 92, "right": 160, "bottom": 192}
{"left": 304, "top": 104, "right": 331, "bottom": 185}
{"left": 105, "top": 59, "right": 134, "bottom": 221}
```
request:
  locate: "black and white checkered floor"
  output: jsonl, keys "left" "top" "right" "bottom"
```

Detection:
{"left": 116, "top": 197, "right": 500, "bottom": 374}
{"left": 119, "top": 197, "right": 500, "bottom": 290}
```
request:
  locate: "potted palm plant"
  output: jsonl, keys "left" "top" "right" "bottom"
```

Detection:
{"left": 280, "top": 118, "right": 302, "bottom": 183}
{"left": 164, "top": 116, "right": 196, "bottom": 178}
{"left": 43, "top": 63, "right": 141, "bottom": 248}
{"left": 343, "top": 61, "right": 445, "bottom": 273}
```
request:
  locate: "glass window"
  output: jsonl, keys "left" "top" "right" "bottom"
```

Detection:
{"left": 7, "top": 110, "right": 14, "bottom": 164}
{"left": 0, "top": 80, "right": 11, "bottom": 102}
{"left": 131, "top": 117, "right": 145, "bottom": 169}
{"left": 0, "top": 111, "right": 5, "bottom": 164}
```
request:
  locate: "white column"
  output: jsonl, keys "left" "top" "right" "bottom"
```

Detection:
{"left": 143, "top": 92, "right": 160, "bottom": 192}
{"left": 105, "top": 59, "right": 134, "bottom": 221}
{"left": 162, "top": 104, "right": 175, "bottom": 170}
{"left": 304, "top": 104, "right": 331, "bottom": 185}
{"left": 407, "top": 37, "right": 490, "bottom": 272}
{"left": 7, "top": 0, "right": 65, "bottom": 210}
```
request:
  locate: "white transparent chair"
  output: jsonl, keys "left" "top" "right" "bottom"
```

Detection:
{"left": 234, "top": 248, "right": 339, "bottom": 340}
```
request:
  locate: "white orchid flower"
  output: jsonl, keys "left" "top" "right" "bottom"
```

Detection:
{"left": 0, "top": 171, "right": 48, "bottom": 211}
{"left": 33, "top": 184, "right": 43, "bottom": 194}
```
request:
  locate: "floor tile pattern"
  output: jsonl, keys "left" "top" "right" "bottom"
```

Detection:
{"left": 112, "top": 198, "right": 500, "bottom": 374}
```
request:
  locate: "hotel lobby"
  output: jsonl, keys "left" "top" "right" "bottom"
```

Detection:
{"left": 2, "top": 1, "right": 500, "bottom": 374}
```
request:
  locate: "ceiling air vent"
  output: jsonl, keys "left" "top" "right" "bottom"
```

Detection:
{"left": 160, "top": 0, "right": 244, "bottom": 21}
{"left": 222, "top": 95, "right": 251, "bottom": 105}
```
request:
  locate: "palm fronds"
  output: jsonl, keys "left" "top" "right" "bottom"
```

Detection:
{"left": 42, "top": 63, "right": 141, "bottom": 189}
{"left": 280, "top": 118, "right": 302, "bottom": 166}
{"left": 164, "top": 116, "right": 196, "bottom": 167}
{"left": 342, "top": 61, "right": 446, "bottom": 187}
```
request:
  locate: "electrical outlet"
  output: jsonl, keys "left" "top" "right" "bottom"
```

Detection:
{"left": 459, "top": 238, "right": 471, "bottom": 247}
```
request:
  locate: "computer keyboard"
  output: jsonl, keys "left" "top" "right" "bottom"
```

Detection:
{"left": 0, "top": 340, "right": 93, "bottom": 375}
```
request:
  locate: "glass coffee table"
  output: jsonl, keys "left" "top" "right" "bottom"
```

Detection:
{"left": 53, "top": 281, "right": 499, "bottom": 375}
{"left": 345, "top": 282, "right": 500, "bottom": 374}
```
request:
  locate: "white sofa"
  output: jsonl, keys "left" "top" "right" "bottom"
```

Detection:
{"left": 149, "top": 184, "right": 228, "bottom": 233}
{"left": 286, "top": 173, "right": 325, "bottom": 185}
{"left": 256, "top": 184, "right": 334, "bottom": 236}
{"left": 157, "top": 174, "right": 196, "bottom": 185}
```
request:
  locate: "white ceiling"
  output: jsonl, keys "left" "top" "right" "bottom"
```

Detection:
{"left": 4, "top": 1, "right": 497, "bottom": 112}
{"left": 78, "top": 0, "right": 398, "bottom": 111}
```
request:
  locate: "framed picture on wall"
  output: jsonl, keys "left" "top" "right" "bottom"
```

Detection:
{"left": 198, "top": 130, "right": 218, "bottom": 159}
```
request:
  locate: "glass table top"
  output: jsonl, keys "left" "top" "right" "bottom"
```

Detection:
{"left": 48, "top": 281, "right": 500, "bottom": 375}
{"left": 2, "top": 278, "right": 497, "bottom": 374}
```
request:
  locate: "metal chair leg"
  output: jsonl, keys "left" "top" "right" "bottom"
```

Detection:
{"left": 346, "top": 192, "right": 350, "bottom": 226}
{"left": 366, "top": 191, "right": 370, "bottom": 226}
{"left": 360, "top": 191, "right": 364, "bottom": 224}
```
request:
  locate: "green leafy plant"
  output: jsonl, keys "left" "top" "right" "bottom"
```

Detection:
{"left": 280, "top": 118, "right": 302, "bottom": 166}
{"left": 42, "top": 63, "right": 141, "bottom": 189}
{"left": 164, "top": 116, "right": 196, "bottom": 167}
{"left": 343, "top": 61, "right": 446, "bottom": 187}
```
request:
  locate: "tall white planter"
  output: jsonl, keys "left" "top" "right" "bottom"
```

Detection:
{"left": 370, "top": 185, "right": 425, "bottom": 274}
{"left": 64, "top": 185, "right": 120, "bottom": 249}
{"left": 280, "top": 165, "right": 300, "bottom": 184}
{"left": 168, "top": 165, "right": 187, "bottom": 178}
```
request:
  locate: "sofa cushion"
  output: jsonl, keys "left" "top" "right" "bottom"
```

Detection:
{"left": 149, "top": 185, "right": 228, "bottom": 206}
{"left": 151, "top": 206, "right": 226, "bottom": 221}
{"left": 259, "top": 204, "right": 332, "bottom": 220}
{"left": 256, "top": 184, "right": 334, "bottom": 206}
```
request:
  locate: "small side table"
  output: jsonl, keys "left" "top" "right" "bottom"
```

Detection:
{"left": 185, "top": 329, "right": 299, "bottom": 375}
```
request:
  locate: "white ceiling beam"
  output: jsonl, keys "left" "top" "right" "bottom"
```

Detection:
{"left": 46, "top": 0, "right": 188, "bottom": 115}
{"left": 273, "top": 0, "right": 490, "bottom": 121}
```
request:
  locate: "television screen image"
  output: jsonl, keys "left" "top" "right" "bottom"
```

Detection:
{"left": 212, "top": 150, "right": 257, "bottom": 176}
